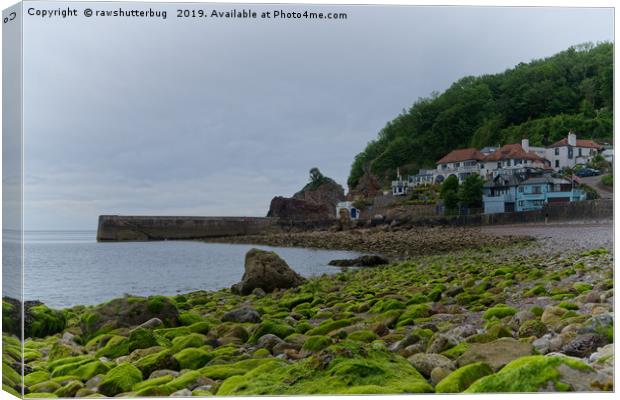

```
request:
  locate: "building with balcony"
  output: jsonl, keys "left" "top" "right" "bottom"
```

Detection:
{"left": 515, "top": 176, "right": 585, "bottom": 212}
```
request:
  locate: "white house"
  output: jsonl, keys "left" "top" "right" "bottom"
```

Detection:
{"left": 602, "top": 148, "right": 614, "bottom": 164}
{"left": 435, "top": 148, "right": 486, "bottom": 184}
{"left": 336, "top": 201, "right": 360, "bottom": 220}
{"left": 545, "top": 130, "right": 603, "bottom": 170}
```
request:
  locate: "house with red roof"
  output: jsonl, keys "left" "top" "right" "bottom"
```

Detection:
{"left": 435, "top": 148, "right": 486, "bottom": 183}
{"left": 414, "top": 130, "right": 603, "bottom": 186}
{"left": 545, "top": 130, "right": 603, "bottom": 170}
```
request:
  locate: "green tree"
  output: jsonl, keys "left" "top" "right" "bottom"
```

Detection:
{"left": 440, "top": 175, "right": 460, "bottom": 214}
{"left": 347, "top": 42, "right": 613, "bottom": 189}
{"left": 458, "top": 174, "right": 485, "bottom": 208}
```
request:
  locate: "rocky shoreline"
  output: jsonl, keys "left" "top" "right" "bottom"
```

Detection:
{"left": 204, "top": 225, "right": 535, "bottom": 259}
{"left": 2, "top": 224, "right": 614, "bottom": 396}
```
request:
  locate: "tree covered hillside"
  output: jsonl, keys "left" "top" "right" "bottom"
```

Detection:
{"left": 348, "top": 42, "right": 613, "bottom": 189}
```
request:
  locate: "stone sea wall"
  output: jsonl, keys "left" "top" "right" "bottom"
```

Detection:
{"left": 96, "top": 215, "right": 280, "bottom": 241}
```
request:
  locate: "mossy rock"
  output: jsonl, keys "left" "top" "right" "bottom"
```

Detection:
{"left": 95, "top": 335, "right": 130, "bottom": 358}
{"left": 80, "top": 296, "right": 179, "bottom": 337}
{"left": 249, "top": 320, "right": 295, "bottom": 342}
{"left": 24, "top": 370, "right": 50, "bottom": 387}
{"left": 3, "top": 384, "right": 20, "bottom": 397}
{"left": 369, "top": 299, "right": 406, "bottom": 313}
{"left": 54, "top": 380, "right": 84, "bottom": 397}
{"left": 253, "top": 348, "right": 272, "bottom": 358}
{"left": 348, "top": 330, "right": 379, "bottom": 343}
{"left": 170, "top": 333, "right": 206, "bottom": 353}
{"left": 50, "top": 356, "right": 96, "bottom": 378}
{"left": 172, "top": 347, "right": 213, "bottom": 370}
{"left": 26, "top": 393, "right": 58, "bottom": 398}
{"left": 435, "top": 362, "right": 493, "bottom": 393}
{"left": 74, "top": 360, "right": 110, "bottom": 381}
{"left": 154, "top": 326, "right": 191, "bottom": 340}
{"left": 188, "top": 321, "right": 211, "bottom": 334}
{"left": 302, "top": 335, "right": 332, "bottom": 352}
{"left": 524, "top": 285, "right": 548, "bottom": 297}
{"left": 482, "top": 305, "right": 517, "bottom": 320}
{"left": 281, "top": 293, "right": 314, "bottom": 309}
{"left": 24, "top": 303, "right": 67, "bottom": 339}
{"left": 178, "top": 311, "right": 202, "bottom": 326}
{"left": 305, "top": 318, "right": 355, "bottom": 336}
{"left": 29, "top": 380, "right": 62, "bottom": 393}
{"left": 98, "top": 363, "right": 143, "bottom": 397}
{"left": 127, "top": 328, "right": 159, "bottom": 352}
{"left": 518, "top": 320, "right": 548, "bottom": 338}
{"left": 132, "top": 375, "right": 174, "bottom": 392}
{"left": 217, "top": 342, "right": 433, "bottom": 395}
{"left": 199, "top": 358, "right": 275, "bottom": 380}
{"left": 162, "top": 370, "right": 210, "bottom": 393}
{"left": 132, "top": 349, "right": 180, "bottom": 377}
{"left": 573, "top": 283, "right": 593, "bottom": 294}
{"left": 465, "top": 355, "right": 595, "bottom": 392}
{"left": 441, "top": 342, "right": 471, "bottom": 359}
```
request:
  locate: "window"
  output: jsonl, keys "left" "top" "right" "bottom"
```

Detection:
{"left": 518, "top": 186, "right": 524, "bottom": 193}
{"left": 518, "top": 201, "right": 524, "bottom": 206}
{"left": 554, "top": 148, "right": 559, "bottom": 156}
{"left": 532, "top": 186, "right": 542, "bottom": 194}
{"left": 578, "top": 148, "right": 582, "bottom": 157}
{"left": 442, "top": 164, "right": 447, "bottom": 169}
{"left": 555, "top": 160, "right": 559, "bottom": 168}
{"left": 568, "top": 147, "right": 573, "bottom": 159}
{"left": 497, "top": 162, "right": 501, "bottom": 168}
{"left": 454, "top": 162, "right": 460, "bottom": 168}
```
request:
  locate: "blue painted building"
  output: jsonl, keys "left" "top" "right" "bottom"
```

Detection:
{"left": 483, "top": 172, "right": 586, "bottom": 214}
{"left": 515, "top": 176, "right": 585, "bottom": 212}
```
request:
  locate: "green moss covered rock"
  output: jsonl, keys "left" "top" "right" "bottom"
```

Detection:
{"left": 98, "top": 363, "right": 143, "bottom": 396}
{"left": 302, "top": 335, "right": 332, "bottom": 352}
{"left": 173, "top": 347, "right": 212, "bottom": 370}
{"left": 218, "top": 342, "right": 433, "bottom": 395}
{"left": 435, "top": 362, "right": 493, "bottom": 393}
{"left": 25, "top": 304, "right": 67, "bottom": 339}
{"left": 466, "top": 355, "right": 595, "bottom": 392}
{"left": 250, "top": 320, "right": 295, "bottom": 342}
{"left": 483, "top": 305, "right": 517, "bottom": 320}
{"left": 132, "top": 349, "right": 179, "bottom": 377}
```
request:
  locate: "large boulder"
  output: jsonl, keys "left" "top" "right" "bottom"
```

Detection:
{"left": 231, "top": 249, "right": 305, "bottom": 295}
{"left": 457, "top": 337, "right": 534, "bottom": 371}
{"left": 80, "top": 296, "right": 179, "bottom": 337}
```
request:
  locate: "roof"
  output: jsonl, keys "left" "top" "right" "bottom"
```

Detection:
{"left": 520, "top": 176, "right": 571, "bottom": 185}
{"left": 437, "top": 148, "right": 485, "bottom": 164}
{"left": 483, "top": 174, "right": 522, "bottom": 188}
{"left": 484, "top": 143, "right": 545, "bottom": 162}
{"left": 548, "top": 138, "right": 603, "bottom": 150}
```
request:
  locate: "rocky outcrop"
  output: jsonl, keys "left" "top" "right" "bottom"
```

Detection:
{"left": 349, "top": 169, "right": 382, "bottom": 199}
{"left": 267, "top": 168, "right": 345, "bottom": 221}
{"left": 231, "top": 249, "right": 305, "bottom": 295}
{"left": 267, "top": 196, "right": 331, "bottom": 221}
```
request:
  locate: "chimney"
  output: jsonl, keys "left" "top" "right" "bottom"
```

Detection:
{"left": 521, "top": 138, "right": 529, "bottom": 152}
{"left": 568, "top": 129, "right": 577, "bottom": 146}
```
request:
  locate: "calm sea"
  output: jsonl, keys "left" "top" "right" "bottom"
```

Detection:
{"left": 12, "top": 231, "right": 362, "bottom": 309}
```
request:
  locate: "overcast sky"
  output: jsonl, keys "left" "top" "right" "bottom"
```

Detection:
{"left": 21, "top": 2, "right": 613, "bottom": 230}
